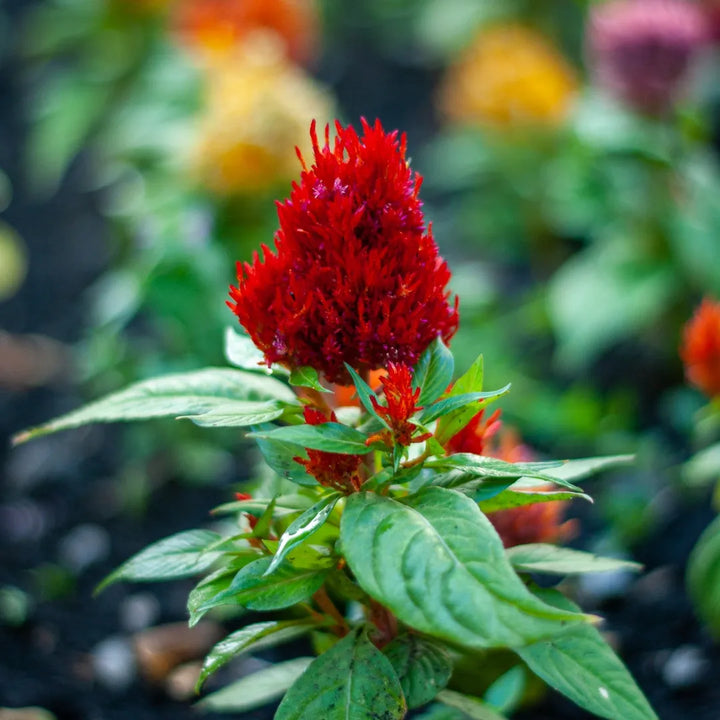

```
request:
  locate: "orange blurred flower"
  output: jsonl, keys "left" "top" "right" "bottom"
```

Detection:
{"left": 190, "top": 39, "right": 333, "bottom": 196}
{"left": 174, "top": 0, "right": 318, "bottom": 65}
{"left": 438, "top": 23, "right": 578, "bottom": 130}
{"left": 681, "top": 298, "right": 720, "bottom": 398}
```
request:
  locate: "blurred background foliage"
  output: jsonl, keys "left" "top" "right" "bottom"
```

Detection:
{"left": 3, "top": 0, "right": 720, "bottom": 613}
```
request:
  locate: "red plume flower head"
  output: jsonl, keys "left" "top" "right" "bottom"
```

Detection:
{"left": 228, "top": 119, "right": 459, "bottom": 385}
{"left": 369, "top": 363, "right": 430, "bottom": 447}
{"left": 681, "top": 297, "right": 720, "bottom": 398}
{"left": 587, "top": 0, "right": 708, "bottom": 115}
{"left": 293, "top": 406, "right": 363, "bottom": 493}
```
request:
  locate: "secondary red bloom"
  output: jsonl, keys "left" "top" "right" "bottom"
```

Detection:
{"left": 174, "top": 0, "right": 318, "bottom": 65}
{"left": 228, "top": 119, "right": 459, "bottom": 385}
{"left": 294, "top": 406, "right": 363, "bottom": 493}
{"left": 368, "top": 363, "right": 429, "bottom": 447}
{"left": 445, "top": 410, "right": 576, "bottom": 548}
{"left": 587, "top": 0, "right": 708, "bottom": 115}
{"left": 681, "top": 298, "right": 720, "bottom": 398}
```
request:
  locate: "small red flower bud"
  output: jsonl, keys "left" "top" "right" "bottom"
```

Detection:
{"left": 681, "top": 297, "right": 720, "bottom": 398}
{"left": 229, "top": 119, "right": 459, "bottom": 384}
{"left": 294, "top": 406, "right": 364, "bottom": 493}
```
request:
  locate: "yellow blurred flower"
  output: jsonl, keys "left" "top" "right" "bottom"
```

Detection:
{"left": 190, "top": 38, "right": 333, "bottom": 196}
{"left": 439, "top": 24, "right": 578, "bottom": 129}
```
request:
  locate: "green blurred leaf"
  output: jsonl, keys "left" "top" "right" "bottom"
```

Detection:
{"left": 414, "top": 338, "right": 454, "bottom": 405}
{"left": 687, "top": 514, "right": 720, "bottom": 638}
{"left": 199, "top": 657, "right": 313, "bottom": 711}
{"left": 249, "top": 423, "right": 369, "bottom": 454}
{"left": 506, "top": 544, "right": 642, "bottom": 576}
{"left": 224, "top": 326, "right": 272, "bottom": 373}
{"left": 436, "top": 689, "right": 507, "bottom": 720}
{"left": 518, "top": 588, "right": 658, "bottom": 720}
{"left": 13, "top": 368, "right": 297, "bottom": 443}
{"left": 483, "top": 666, "right": 525, "bottom": 714}
{"left": 96, "top": 529, "right": 221, "bottom": 593}
{"left": 340, "top": 488, "right": 587, "bottom": 650}
{"left": 197, "top": 620, "right": 314, "bottom": 690}
{"left": 383, "top": 634, "right": 453, "bottom": 709}
{"left": 479, "top": 489, "right": 590, "bottom": 513}
{"left": 275, "top": 628, "right": 406, "bottom": 720}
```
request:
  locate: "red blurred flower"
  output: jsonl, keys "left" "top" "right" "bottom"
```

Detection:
{"left": 587, "top": 0, "right": 708, "bottom": 115}
{"left": 681, "top": 297, "right": 720, "bottom": 398}
{"left": 229, "top": 119, "right": 459, "bottom": 384}
{"left": 174, "top": 0, "right": 318, "bottom": 65}
{"left": 445, "top": 410, "right": 576, "bottom": 548}
{"left": 367, "top": 363, "right": 430, "bottom": 448}
{"left": 294, "top": 406, "right": 363, "bottom": 493}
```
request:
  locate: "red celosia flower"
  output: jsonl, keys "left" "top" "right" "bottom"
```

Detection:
{"left": 367, "top": 363, "right": 430, "bottom": 447}
{"left": 681, "top": 297, "right": 720, "bottom": 398}
{"left": 587, "top": 0, "right": 708, "bottom": 115}
{"left": 294, "top": 406, "right": 363, "bottom": 493}
{"left": 445, "top": 409, "right": 576, "bottom": 548}
{"left": 174, "top": 0, "right": 318, "bottom": 65}
{"left": 228, "top": 119, "right": 459, "bottom": 385}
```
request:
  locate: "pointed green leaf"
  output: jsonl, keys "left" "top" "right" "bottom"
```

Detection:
{"left": 383, "top": 634, "right": 453, "bottom": 709}
{"left": 344, "top": 364, "right": 389, "bottom": 427}
{"left": 483, "top": 666, "right": 525, "bottom": 714}
{"left": 249, "top": 423, "right": 369, "bottom": 454}
{"left": 96, "top": 529, "right": 221, "bottom": 594}
{"left": 436, "top": 690, "right": 508, "bottom": 720}
{"left": 340, "top": 488, "right": 588, "bottom": 650}
{"left": 266, "top": 495, "right": 341, "bottom": 575}
{"left": 197, "top": 620, "right": 314, "bottom": 690}
{"left": 435, "top": 354, "right": 485, "bottom": 444}
{"left": 199, "top": 557, "right": 326, "bottom": 614}
{"left": 687, "top": 514, "right": 720, "bottom": 637}
{"left": 507, "top": 544, "right": 641, "bottom": 576}
{"left": 414, "top": 338, "right": 454, "bottom": 405}
{"left": 518, "top": 588, "right": 658, "bottom": 720}
{"left": 427, "top": 455, "right": 580, "bottom": 492}
{"left": 198, "top": 657, "right": 313, "bottom": 711}
{"left": 539, "top": 455, "right": 634, "bottom": 483}
{"left": 274, "top": 628, "right": 406, "bottom": 720}
{"left": 289, "top": 366, "right": 332, "bottom": 393}
{"left": 187, "top": 555, "right": 258, "bottom": 626}
{"left": 224, "top": 326, "right": 271, "bottom": 372}
{"left": 253, "top": 431, "right": 318, "bottom": 487}
{"left": 419, "top": 386, "right": 511, "bottom": 425}
{"left": 479, "top": 489, "right": 590, "bottom": 514}
{"left": 13, "top": 368, "right": 298, "bottom": 444}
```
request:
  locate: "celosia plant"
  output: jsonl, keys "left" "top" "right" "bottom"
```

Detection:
{"left": 587, "top": 0, "right": 708, "bottom": 115}
{"left": 13, "top": 120, "right": 657, "bottom": 720}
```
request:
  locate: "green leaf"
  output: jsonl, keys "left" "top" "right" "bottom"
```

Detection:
{"left": 427, "top": 455, "right": 580, "bottom": 492}
{"left": 249, "top": 423, "right": 369, "bottom": 454}
{"left": 289, "top": 366, "right": 332, "bottom": 393}
{"left": 253, "top": 431, "right": 318, "bottom": 487}
{"left": 436, "top": 690, "right": 508, "bottom": 720}
{"left": 266, "top": 495, "right": 341, "bottom": 575}
{"left": 274, "top": 627, "right": 406, "bottom": 720}
{"left": 212, "top": 493, "right": 314, "bottom": 517}
{"left": 340, "top": 488, "right": 588, "bottom": 651}
{"left": 414, "top": 338, "right": 454, "bottom": 405}
{"left": 197, "top": 620, "right": 314, "bottom": 690}
{"left": 483, "top": 666, "right": 525, "bottom": 714}
{"left": 383, "top": 634, "right": 453, "bottom": 709}
{"left": 224, "top": 326, "right": 271, "bottom": 373}
{"left": 479, "top": 489, "right": 590, "bottom": 513}
{"left": 435, "top": 354, "right": 484, "bottom": 444}
{"left": 187, "top": 556, "right": 258, "bottom": 626}
{"left": 517, "top": 588, "right": 658, "bottom": 720}
{"left": 13, "top": 368, "right": 298, "bottom": 444}
{"left": 344, "top": 364, "right": 389, "bottom": 427}
{"left": 538, "top": 455, "right": 634, "bottom": 484}
{"left": 199, "top": 557, "right": 326, "bottom": 615}
{"left": 419, "top": 386, "right": 511, "bottom": 425}
{"left": 198, "top": 657, "right": 313, "bottom": 711}
{"left": 687, "top": 514, "right": 720, "bottom": 637}
{"left": 507, "top": 544, "right": 642, "bottom": 576}
{"left": 96, "top": 530, "right": 221, "bottom": 594}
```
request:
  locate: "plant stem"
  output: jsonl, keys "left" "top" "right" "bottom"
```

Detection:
{"left": 313, "top": 586, "right": 349, "bottom": 636}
